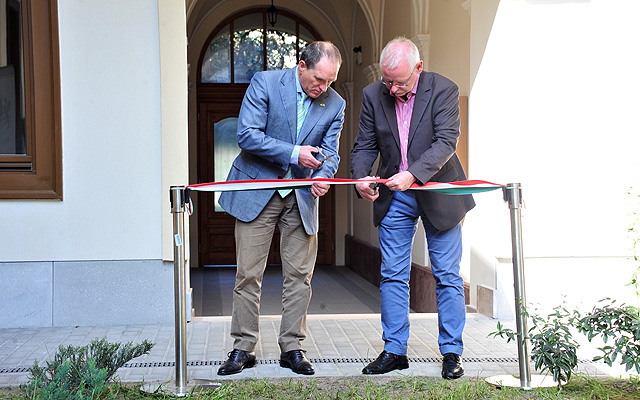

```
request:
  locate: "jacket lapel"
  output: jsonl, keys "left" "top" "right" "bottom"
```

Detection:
{"left": 380, "top": 89, "right": 401, "bottom": 150}
{"left": 279, "top": 68, "right": 298, "bottom": 143}
{"left": 409, "top": 72, "right": 432, "bottom": 144}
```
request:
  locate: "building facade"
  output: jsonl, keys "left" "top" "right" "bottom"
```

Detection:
{"left": 1, "top": 0, "right": 638, "bottom": 328}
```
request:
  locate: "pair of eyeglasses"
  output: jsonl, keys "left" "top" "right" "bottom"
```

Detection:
{"left": 380, "top": 69, "right": 415, "bottom": 88}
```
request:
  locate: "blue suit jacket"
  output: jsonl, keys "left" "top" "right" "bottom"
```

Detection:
{"left": 351, "top": 71, "right": 475, "bottom": 231}
{"left": 219, "top": 68, "right": 345, "bottom": 235}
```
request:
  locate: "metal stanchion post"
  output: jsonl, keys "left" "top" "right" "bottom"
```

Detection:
{"left": 486, "top": 183, "right": 555, "bottom": 389}
{"left": 172, "top": 186, "right": 188, "bottom": 391}
{"left": 141, "top": 187, "right": 220, "bottom": 397}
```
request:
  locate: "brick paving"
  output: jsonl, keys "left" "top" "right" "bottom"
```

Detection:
{"left": 0, "top": 313, "right": 633, "bottom": 388}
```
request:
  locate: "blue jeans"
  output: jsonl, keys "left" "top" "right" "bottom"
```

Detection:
{"left": 378, "top": 191, "right": 465, "bottom": 356}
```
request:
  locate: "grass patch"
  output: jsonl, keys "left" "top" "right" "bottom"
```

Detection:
{"left": 2, "top": 374, "right": 638, "bottom": 399}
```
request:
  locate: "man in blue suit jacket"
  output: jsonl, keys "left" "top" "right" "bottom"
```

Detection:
{"left": 218, "top": 42, "right": 345, "bottom": 376}
{"left": 351, "top": 37, "right": 474, "bottom": 379}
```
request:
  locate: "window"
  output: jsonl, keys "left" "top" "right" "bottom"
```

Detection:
{"left": 200, "top": 11, "right": 317, "bottom": 84}
{"left": 0, "top": 0, "right": 62, "bottom": 199}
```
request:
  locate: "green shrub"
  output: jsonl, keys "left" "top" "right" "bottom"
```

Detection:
{"left": 23, "top": 337, "right": 154, "bottom": 400}
{"left": 491, "top": 300, "right": 640, "bottom": 386}
{"left": 575, "top": 298, "right": 640, "bottom": 373}
{"left": 490, "top": 304, "right": 580, "bottom": 386}
{"left": 490, "top": 187, "right": 640, "bottom": 386}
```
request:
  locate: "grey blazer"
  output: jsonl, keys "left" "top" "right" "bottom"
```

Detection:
{"left": 350, "top": 71, "right": 475, "bottom": 231}
{"left": 219, "top": 68, "right": 345, "bottom": 235}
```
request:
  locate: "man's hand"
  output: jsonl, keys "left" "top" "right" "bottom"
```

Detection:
{"left": 298, "top": 146, "right": 322, "bottom": 169}
{"left": 355, "top": 176, "right": 380, "bottom": 202}
{"left": 310, "top": 181, "right": 330, "bottom": 198}
{"left": 385, "top": 171, "right": 416, "bottom": 191}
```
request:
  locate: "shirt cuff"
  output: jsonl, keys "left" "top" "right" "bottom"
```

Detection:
{"left": 290, "top": 145, "right": 301, "bottom": 165}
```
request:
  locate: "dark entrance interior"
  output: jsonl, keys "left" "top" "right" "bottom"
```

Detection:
{"left": 191, "top": 265, "right": 381, "bottom": 317}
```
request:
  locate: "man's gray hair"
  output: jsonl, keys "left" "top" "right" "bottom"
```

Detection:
{"left": 380, "top": 37, "right": 420, "bottom": 69}
{"left": 301, "top": 41, "right": 342, "bottom": 69}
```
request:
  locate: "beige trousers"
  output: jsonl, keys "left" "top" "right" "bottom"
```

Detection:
{"left": 230, "top": 193, "right": 317, "bottom": 353}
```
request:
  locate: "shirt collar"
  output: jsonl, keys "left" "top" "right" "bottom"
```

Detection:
{"left": 395, "top": 74, "right": 420, "bottom": 102}
{"left": 294, "top": 66, "right": 305, "bottom": 98}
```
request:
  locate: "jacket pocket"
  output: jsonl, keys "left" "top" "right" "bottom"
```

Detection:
{"left": 431, "top": 157, "right": 464, "bottom": 183}
{"left": 232, "top": 154, "right": 259, "bottom": 180}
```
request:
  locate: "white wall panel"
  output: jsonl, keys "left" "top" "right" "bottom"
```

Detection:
{"left": 467, "top": 0, "right": 640, "bottom": 314}
{"left": 0, "top": 0, "right": 163, "bottom": 262}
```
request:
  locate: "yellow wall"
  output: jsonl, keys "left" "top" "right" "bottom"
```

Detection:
{"left": 428, "top": 0, "right": 470, "bottom": 96}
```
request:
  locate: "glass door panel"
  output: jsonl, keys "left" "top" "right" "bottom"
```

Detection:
{"left": 213, "top": 117, "right": 240, "bottom": 211}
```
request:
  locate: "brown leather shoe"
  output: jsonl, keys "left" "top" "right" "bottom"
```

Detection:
{"left": 217, "top": 349, "right": 256, "bottom": 375}
{"left": 441, "top": 353, "right": 464, "bottom": 379}
{"left": 279, "top": 350, "right": 315, "bottom": 375}
{"left": 362, "top": 351, "right": 409, "bottom": 374}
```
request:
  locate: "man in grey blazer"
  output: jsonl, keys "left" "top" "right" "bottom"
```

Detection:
{"left": 218, "top": 42, "right": 345, "bottom": 376}
{"left": 351, "top": 37, "right": 475, "bottom": 379}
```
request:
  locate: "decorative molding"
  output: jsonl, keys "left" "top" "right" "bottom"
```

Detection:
{"left": 340, "top": 81, "right": 354, "bottom": 105}
{"left": 355, "top": 0, "right": 379, "bottom": 63}
{"left": 462, "top": 0, "right": 472, "bottom": 15}
{"left": 363, "top": 63, "right": 381, "bottom": 84}
{"left": 411, "top": 0, "right": 430, "bottom": 36}
{"left": 411, "top": 34, "right": 430, "bottom": 70}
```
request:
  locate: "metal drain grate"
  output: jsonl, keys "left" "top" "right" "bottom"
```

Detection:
{"left": 0, "top": 367, "right": 31, "bottom": 374}
{"left": 0, "top": 357, "right": 595, "bottom": 374}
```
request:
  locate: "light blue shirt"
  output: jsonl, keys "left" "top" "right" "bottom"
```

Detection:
{"left": 290, "top": 65, "right": 312, "bottom": 165}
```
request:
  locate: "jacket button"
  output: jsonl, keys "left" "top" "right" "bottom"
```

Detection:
{"left": 394, "top": 165, "right": 399, "bottom": 170}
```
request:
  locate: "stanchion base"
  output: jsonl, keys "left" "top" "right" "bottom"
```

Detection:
{"left": 485, "top": 374, "right": 557, "bottom": 390}
{"left": 140, "top": 379, "right": 221, "bottom": 397}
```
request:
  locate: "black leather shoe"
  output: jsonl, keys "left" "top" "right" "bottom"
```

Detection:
{"left": 441, "top": 353, "right": 464, "bottom": 379}
{"left": 279, "top": 350, "right": 315, "bottom": 375}
{"left": 217, "top": 349, "right": 256, "bottom": 375}
{"left": 362, "top": 351, "right": 409, "bottom": 374}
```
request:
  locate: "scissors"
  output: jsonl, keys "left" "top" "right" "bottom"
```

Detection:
{"left": 317, "top": 150, "right": 335, "bottom": 165}
{"left": 369, "top": 176, "right": 381, "bottom": 190}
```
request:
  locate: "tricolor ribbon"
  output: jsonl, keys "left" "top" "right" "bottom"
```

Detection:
{"left": 186, "top": 178, "right": 503, "bottom": 195}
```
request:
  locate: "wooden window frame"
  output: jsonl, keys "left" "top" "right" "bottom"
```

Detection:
{"left": 0, "top": 0, "right": 62, "bottom": 199}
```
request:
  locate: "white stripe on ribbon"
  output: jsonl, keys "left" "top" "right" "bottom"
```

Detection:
{"left": 185, "top": 178, "right": 503, "bottom": 195}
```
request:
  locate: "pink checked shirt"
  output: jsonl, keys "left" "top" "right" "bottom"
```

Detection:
{"left": 394, "top": 76, "right": 420, "bottom": 173}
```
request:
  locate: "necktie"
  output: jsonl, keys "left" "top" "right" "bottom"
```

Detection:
{"left": 279, "top": 92, "right": 308, "bottom": 198}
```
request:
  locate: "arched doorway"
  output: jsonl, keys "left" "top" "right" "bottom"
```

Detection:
{"left": 195, "top": 9, "right": 335, "bottom": 267}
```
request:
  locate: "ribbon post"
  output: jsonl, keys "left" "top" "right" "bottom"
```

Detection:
{"left": 485, "top": 183, "right": 555, "bottom": 389}
{"left": 141, "top": 186, "right": 220, "bottom": 396}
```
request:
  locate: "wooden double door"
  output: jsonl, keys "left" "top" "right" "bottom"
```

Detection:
{"left": 197, "top": 84, "right": 335, "bottom": 267}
